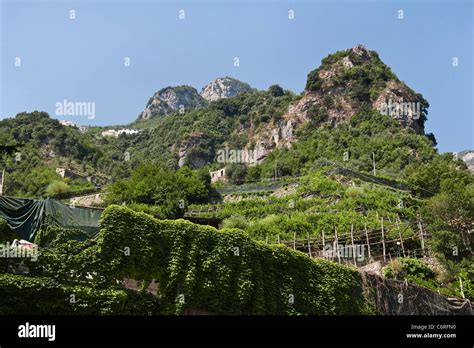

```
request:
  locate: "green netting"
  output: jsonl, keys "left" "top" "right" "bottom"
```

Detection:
{"left": 0, "top": 196, "right": 101, "bottom": 241}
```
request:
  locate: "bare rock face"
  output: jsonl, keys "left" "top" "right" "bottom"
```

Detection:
{"left": 372, "top": 81, "right": 425, "bottom": 133}
{"left": 200, "top": 77, "right": 252, "bottom": 102}
{"left": 238, "top": 116, "right": 297, "bottom": 165}
{"left": 139, "top": 77, "right": 251, "bottom": 120}
{"left": 459, "top": 150, "right": 474, "bottom": 172}
{"left": 140, "top": 86, "right": 208, "bottom": 119}
{"left": 291, "top": 90, "right": 355, "bottom": 126}
{"left": 178, "top": 132, "right": 212, "bottom": 168}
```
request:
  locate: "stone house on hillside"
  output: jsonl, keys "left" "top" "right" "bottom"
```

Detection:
{"left": 210, "top": 168, "right": 226, "bottom": 183}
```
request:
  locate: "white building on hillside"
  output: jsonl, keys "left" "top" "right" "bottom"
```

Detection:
{"left": 101, "top": 129, "right": 139, "bottom": 138}
{"left": 59, "top": 120, "right": 76, "bottom": 127}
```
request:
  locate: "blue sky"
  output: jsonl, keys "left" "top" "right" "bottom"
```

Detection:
{"left": 0, "top": 0, "right": 472, "bottom": 152}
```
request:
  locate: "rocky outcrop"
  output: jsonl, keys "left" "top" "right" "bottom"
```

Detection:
{"left": 372, "top": 81, "right": 425, "bottom": 133}
{"left": 303, "top": 44, "right": 428, "bottom": 134}
{"left": 459, "top": 150, "right": 474, "bottom": 172}
{"left": 140, "top": 86, "right": 208, "bottom": 119}
{"left": 178, "top": 132, "right": 213, "bottom": 168}
{"left": 139, "top": 77, "right": 251, "bottom": 120}
{"left": 200, "top": 77, "right": 252, "bottom": 102}
{"left": 231, "top": 45, "right": 429, "bottom": 164}
{"left": 246, "top": 118, "right": 296, "bottom": 163}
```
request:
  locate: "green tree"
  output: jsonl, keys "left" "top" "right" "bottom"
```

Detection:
{"left": 105, "top": 162, "right": 211, "bottom": 218}
{"left": 268, "top": 84, "right": 284, "bottom": 97}
{"left": 226, "top": 163, "right": 247, "bottom": 184}
{"left": 245, "top": 165, "right": 261, "bottom": 182}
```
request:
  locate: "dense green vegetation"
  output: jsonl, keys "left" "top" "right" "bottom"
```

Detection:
{"left": 10, "top": 205, "right": 372, "bottom": 315}
{"left": 0, "top": 218, "right": 17, "bottom": 243}
{"left": 0, "top": 112, "right": 106, "bottom": 197}
{"left": 130, "top": 87, "right": 297, "bottom": 170}
{"left": 105, "top": 162, "right": 212, "bottom": 218}
{"left": 382, "top": 257, "right": 473, "bottom": 299}
{"left": 250, "top": 110, "right": 438, "bottom": 182}
{"left": 383, "top": 257, "right": 435, "bottom": 281}
{"left": 0, "top": 86, "right": 298, "bottom": 197}
{"left": 0, "top": 273, "right": 161, "bottom": 315}
{"left": 3, "top": 106, "right": 470, "bottom": 303}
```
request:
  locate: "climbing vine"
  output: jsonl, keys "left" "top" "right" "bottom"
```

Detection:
{"left": 86, "top": 205, "right": 373, "bottom": 315}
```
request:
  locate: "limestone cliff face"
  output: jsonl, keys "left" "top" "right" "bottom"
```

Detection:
{"left": 200, "top": 77, "right": 252, "bottom": 102}
{"left": 244, "top": 118, "right": 296, "bottom": 164}
{"left": 140, "top": 86, "right": 208, "bottom": 119}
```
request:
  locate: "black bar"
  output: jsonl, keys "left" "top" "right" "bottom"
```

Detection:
{"left": 0, "top": 315, "right": 471, "bottom": 346}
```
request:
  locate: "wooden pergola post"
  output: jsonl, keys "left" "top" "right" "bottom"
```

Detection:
{"left": 395, "top": 215, "right": 406, "bottom": 257}
{"left": 307, "top": 233, "right": 312, "bottom": 258}
{"left": 322, "top": 230, "right": 325, "bottom": 259}
{"left": 350, "top": 224, "right": 356, "bottom": 266}
{"left": 364, "top": 223, "right": 371, "bottom": 261}
{"left": 381, "top": 217, "right": 386, "bottom": 262}
{"left": 418, "top": 221, "right": 425, "bottom": 256}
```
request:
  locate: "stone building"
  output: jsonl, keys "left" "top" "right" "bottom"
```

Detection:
{"left": 209, "top": 168, "right": 226, "bottom": 183}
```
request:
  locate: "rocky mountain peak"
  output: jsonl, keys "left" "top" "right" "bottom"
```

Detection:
{"left": 200, "top": 77, "right": 252, "bottom": 102}
{"left": 350, "top": 44, "right": 371, "bottom": 58}
{"left": 140, "top": 85, "right": 207, "bottom": 119}
{"left": 230, "top": 45, "right": 431, "bottom": 166}
{"left": 302, "top": 44, "right": 428, "bottom": 133}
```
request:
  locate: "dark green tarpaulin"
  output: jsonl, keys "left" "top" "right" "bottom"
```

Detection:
{"left": 0, "top": 196, "right": 102, "bottom": 241}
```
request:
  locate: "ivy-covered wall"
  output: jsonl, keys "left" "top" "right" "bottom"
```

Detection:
{"left": 0, "top": 206, "right": 374, "bottom": 315}
{"left": 89, "top": 205, "right": 372, "bottom": 315}
{"left": 0, "top": 274, "right": 161, "bottom": 315}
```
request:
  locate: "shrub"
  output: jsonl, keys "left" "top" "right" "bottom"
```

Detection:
{"left": 268, "top": 84, "right": 285, "bottom": 97}
{"left": 306, "top": 70, "right": 323, "bottom": 91}
{"left": 245, "top": 165, "right": 261, "bottom": 182}
{"left": 323, "top": 95, "right": 335, "bottom": 109}
{"left": 46, "top": 181, "right": 70, "bottom": 196}
{"left": 306, "top": 105, "right": 328, "bottom": 124}
{"left": 345, "top": 186, "right": 364, "bottom": 198}
{"left": 259, "top": 114, "right": 271, "bottom": 123}
{"left": 383, "top": 258, "right": 436, "bottom": 281}
{"left": 126, "top": 202, "right": 165, "bottom": 218}
{"left": 226, "top": 163, "right": 247, "bottom": 184}
{"left": 221, "top": 215, "right": 250, "bottom": 230}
